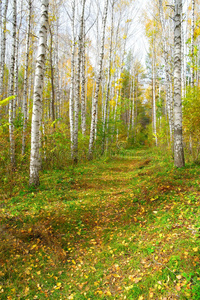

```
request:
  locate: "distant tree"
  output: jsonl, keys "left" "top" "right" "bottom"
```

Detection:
{"left": 0, "top": 0, "right": 9, "bottom": 100}
{"left": 74, "top": 0, "right": 86, "bottom": 164}
{"left": 69, "top": 0, "right": 76, "bottom": 159}
{"left": 8, "top": 0, "right": 17, "bottom": 168}
{"left": 88, "top": 0, "right": 109, "bottom": 160}
{"left": 22, "top": 0, "right": 32, "bottom": 155}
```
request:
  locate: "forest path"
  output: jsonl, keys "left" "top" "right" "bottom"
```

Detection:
{"left": 0, "top": 148, "right": 200, "bottom": 299}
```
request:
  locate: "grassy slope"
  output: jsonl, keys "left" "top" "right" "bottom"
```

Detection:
{"left": 0, "top": 148, "right": 200, "bottom": 300}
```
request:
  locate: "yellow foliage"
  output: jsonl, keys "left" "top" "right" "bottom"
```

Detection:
{"left": 194, "top": 28, "right": 200, "bottom": 39}
{"left": 0, "top": 96, "right": 16, "bottom": 107}
{"left": 109, "top": 99, "right": 116, "bottom": 107}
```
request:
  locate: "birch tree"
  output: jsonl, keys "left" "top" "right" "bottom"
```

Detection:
{"left": 49, "top": 25, "right": 55, "bottom": 125}
{"left": 73, "top": 0, "right": 86, "bottom": 164}
{"left": 101, "top": 0, "right": 115, "bottom": 155}
{"left": 55, "top": 17, "right": 60, "bottom": 119}
{"left": 0, "top": 0, "right": 9, "bottom": 99}
{"left": 13, "top": 0, "right": 23, "bottom": 120}
{"left": 158, "top": 0, "right": 174, "bottom": 142}
{"left": 88, "top": 0, "right": 109, "bottom": 160}
{"left": 174, "top": 0, "right": 185, "bottom": 167}
{"left": 191, "top": 0, "right": 195, "bottom": 87}
{"left": 29, "top": 0, "right": 49, "bottom": 186}
{"left": 22, "top": 0, "right": 32, "bottom": 155}
{"left": 152, "top": 33, "right": 157, "bottom": 146}
{"left": 69, "top": 0, "right": 76, "bottom": 159}
{"left": 81, "top": 20, "right": 86, "bottom": 136}
{"left": 8, "top": 0, "right": 17, "bottom": 167}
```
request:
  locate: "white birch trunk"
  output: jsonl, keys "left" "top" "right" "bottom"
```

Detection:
{"left": 22, "top": 0, "right": 32, "bottom": 155}
{"left": 101, "top": 0, "right": 115, "bottom": 155}
{"left": 113, "top": 24, "right": 127, "bottom": 140}
{"left": 174, "top": 0, "right": 185, "bottom": 167}
{"left": 0, "top": 1, "right": 2, "bottom": 55}
{"left": 13, "top": 2, "right": 22, "bottom": 121}
{"left": 13, "top": 36, "right": 19, "bottom": 120}
{"left": 69, "top": 0, "right": 76, "bottom": 158}
{"left": 181, "top": 10, "right": 186, "bottom": 98}
{"left": 95, "top": 101, "right": 98, "bottom": 141}
{"left": 152, "top": 37, "right": 157, "bottom": 146}
{"left": 131, "top": 74, "right": 135, "bottom": 131}
{"left": 191, "top": 0, "right": 195, "bottom": 87}
{"left": 81, "top": 21, "right": 86, "bottom": 136}
{"left": 0, "top": 0, "right": 9, "bottom": 99}
{"left": 88, "top": 0, "right": 109, "bottom": 160}
{"left": 55, "top": 18, "right": 60, "bottom": 119}
{"left": 73, "top": 0, "right": 86, "bottom": 163}
{"left": 29, "top": 0, "right": 49, "bottom": 186}
{"left": 49, "top": 26, "right": 55, "bottom": 125}
{"left": 8, "top": 0, "right": 17, "bottom": 167}
{"left": 158, "top": 0, "right": 173, "bottom": 142}
{"left": 169, "top": 81, "right": 174, "bottom": 141}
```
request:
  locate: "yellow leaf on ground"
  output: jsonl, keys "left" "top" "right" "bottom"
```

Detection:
{"left": 125, "top": 285, "right": 133, "bottom": 291}
{"left": 105, "top": 290, "right": 112, "bottom": 296}
{"left": 134, "top": 277, "right": 142, "bottom": 283}
{"left": 24, "top": 287, "right": 29, "bottom": 295}
{"left": 149, "top": 292, "right": 154, "bottom": 298}
{"left": 129, "top": 275, "right": 135, "bottom": 281}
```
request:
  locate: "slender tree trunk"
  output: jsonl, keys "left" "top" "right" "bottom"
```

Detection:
{"left": 191, "top": 0, "right": 195, "bottom": 87}
{"left": 158, "top": 0, "right": 173, "bottom": 142}
{"left": 49, "top": 26, "right": 55, "bottom": 126}
{"left": 73, "top": 0, "right": 86, "bottom": 164}
{"left": 0, "top": 1, "right": 2, "bottom": 54}
{"left": 95, "top": 100, "right": 98, "bottom": 141}
{"left": 69, "top": 0, "right": 76, "bottom": 159}
{"left": 55, "top": 18, "right": 60, "bottom": 119}
{"left": 131, "top": 75, "right": 135, "bottom": 135}
{"left": 152, "top": 37, "right": 157, "bottom": 146}
{"left": 8, "top": 0, "right": 17, "bottom": 168}
{"left": 113, "top": 25, "right": 127, "bottom": 142}
{"left": 88, "top": 0, "right": 109, "bottom": 160}
{"left": 174, "top": 0, "right": 185, "bottom": 167}
{"left": 22, "top": 0, "right": 32, "bottom": 155}
{"left": 181, "top": 10, "right": 185, "bottom": 98}
{"left": 101, "top": 0, "right": 115, "bottom": 155}
{"left": 135, "top": 74, "right": 138, "bottom": 139}
{"left": 81, "top": 21, "right": 86, "bottom": 136}
{"left": 29, "top": 0, "right": 49, "bottom": 186}
{"left": 169, "top": 81, "right": 174, "bottom": 142}
{"left": 13, "top": 0, "right": 23, "bottom": 121}
{"left": 13, "top": 31, "right": 19, "bottom": 120}
{"left": 0, "top": 0, "right": 9, "bottom": 99}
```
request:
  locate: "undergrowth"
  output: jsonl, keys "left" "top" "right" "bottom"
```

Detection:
{"left": 0, "top": 148, "right": 200, "bottom": 299}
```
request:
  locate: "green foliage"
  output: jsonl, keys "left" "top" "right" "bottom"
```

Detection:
{"left": 13, "top": 107, "right": 23, "bottom": 128}
{"left": 0, "top": 149, "right": 199, "bottom": 299}
{"left": 183, "top": 86, "right": 200, "bottom": 162}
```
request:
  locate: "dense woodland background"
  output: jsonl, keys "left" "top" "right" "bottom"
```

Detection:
{"left": 0, "top": 1, "right": 200, "bottom": 299}
{"left": 0, "top": 0, "right": 200, "bottom": 186}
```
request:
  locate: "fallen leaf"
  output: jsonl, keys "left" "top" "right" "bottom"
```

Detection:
{"left": 125, "top": 285, "right": 133, "bottom": 291}
{"left": 134, "top": 277, "right": 142, "bottom": 283}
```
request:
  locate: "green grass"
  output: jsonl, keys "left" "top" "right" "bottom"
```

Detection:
{"left": 0, "top": 148, "right": 200, "bottom": 299}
